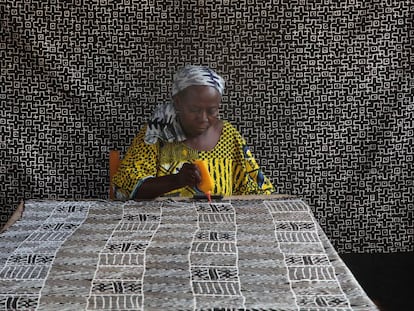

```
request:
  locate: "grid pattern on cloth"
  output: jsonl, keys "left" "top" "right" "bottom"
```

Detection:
{"left": 0, "top": 0, "right": 412, "bottom": 252}
{"left": 0, "top": 199, "right": 379, "bottom": 310}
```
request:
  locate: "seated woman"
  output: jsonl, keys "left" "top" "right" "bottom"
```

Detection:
{"left": 112, "top": 65, "right": 274, "bottom": 200}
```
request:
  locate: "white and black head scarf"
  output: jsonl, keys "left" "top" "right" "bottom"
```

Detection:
{"left": 144, "top": 65, "right": 225, "bottom": 144}
{"left": 171, "top": 65, "right": 225, "bottom": 97}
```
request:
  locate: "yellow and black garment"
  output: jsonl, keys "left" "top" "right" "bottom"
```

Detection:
{"left": 112, "top": 121, "right": 274, "bottom": 199}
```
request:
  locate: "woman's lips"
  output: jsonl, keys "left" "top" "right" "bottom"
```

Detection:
{"left": 196, "top": 124, "right": 209, "bottom": 131}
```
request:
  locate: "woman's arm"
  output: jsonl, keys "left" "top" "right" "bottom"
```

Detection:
{"left": 134, "top": 163, "right": 201, "bottom": 200}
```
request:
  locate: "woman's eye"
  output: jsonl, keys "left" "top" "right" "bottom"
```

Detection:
{"left": 208, "top": 108, "right": 218, "bottom": 115}
{"left": 187, "top": 107, "right": 218, "bottom": 116}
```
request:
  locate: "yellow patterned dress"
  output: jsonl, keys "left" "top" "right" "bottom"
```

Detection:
{"left": 112, "top": 121, "right": 274, "bottom": 199}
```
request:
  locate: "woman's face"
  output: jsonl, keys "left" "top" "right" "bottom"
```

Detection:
{"left": 174, "top": 85, "right": 221, "bottom": 137}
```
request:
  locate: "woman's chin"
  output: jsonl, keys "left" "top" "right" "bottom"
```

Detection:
{"left": 189, "top": 126, "right": 209, "bottom": 137}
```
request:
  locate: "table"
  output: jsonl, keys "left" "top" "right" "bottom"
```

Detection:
{"left": 0, "top": 197, "right": 378, "bottom": 310}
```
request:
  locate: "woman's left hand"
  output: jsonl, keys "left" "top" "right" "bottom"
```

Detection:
{"left": 177, "top": 163, "right": 201, "bottom": 188}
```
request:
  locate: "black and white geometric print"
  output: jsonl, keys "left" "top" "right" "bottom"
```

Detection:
{"left": 265, "top": 200, "right": 351, "bottom": 309}
{"left": 190, "top": 202, "right": 245, "bottom": 309}
{"left": 87, "top": 201, "right": 162, "bottom": 310}
{"left": 0, "top": 201, "right": 90, "bottom": 310}
{"left": 0, "top": 199, "right": 379, "bottom": 310}
{"left": 1, "top": 0, "right": 413, "bottom": 253}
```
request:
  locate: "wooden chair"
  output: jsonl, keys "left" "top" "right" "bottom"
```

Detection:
{"left": 109, "top": 150, "right": 121, "bottom": 200}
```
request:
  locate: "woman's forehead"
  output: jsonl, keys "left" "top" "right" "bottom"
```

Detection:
{"left": 181, "top": 85, "right": 221, "bottom": 100}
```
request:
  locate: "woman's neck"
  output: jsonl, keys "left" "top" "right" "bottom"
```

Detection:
{"left": 184, "top": 120, "right": 224, "bottom": 152}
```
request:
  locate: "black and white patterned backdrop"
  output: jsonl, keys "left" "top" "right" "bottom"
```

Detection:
{"left": 1, "top": 0, "right": 413, "bottom": 253}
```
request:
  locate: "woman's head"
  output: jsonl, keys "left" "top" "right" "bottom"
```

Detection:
{"left": 171, "top": 65, "right": 225, "bottom": 97}
{"left": 172, "top": 66, "right": 225, "bottom": 137}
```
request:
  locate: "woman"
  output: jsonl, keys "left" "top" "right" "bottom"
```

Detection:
{"left": 112, "top": 65, "right": 274, "bottom": 200}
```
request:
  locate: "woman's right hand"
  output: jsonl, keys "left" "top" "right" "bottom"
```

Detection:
{"left": 134, "top": 162, "right": 202, "bottom": 200}
{"left": 177, "top": 163, "right": 201, "bottom": 188}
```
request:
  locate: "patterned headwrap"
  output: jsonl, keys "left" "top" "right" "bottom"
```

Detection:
{"left": 144, "top": 102, "right": 186, "bottom": 144}
{"left": 171, "top": 65, "right": 225, "bottom": 96}
{"left": 144, "top": 65, "right": 225, "bottom": 144}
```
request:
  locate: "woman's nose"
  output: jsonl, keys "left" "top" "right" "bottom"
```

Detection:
{"left": 199, "top": 110, "right": 209, "bottom": 122}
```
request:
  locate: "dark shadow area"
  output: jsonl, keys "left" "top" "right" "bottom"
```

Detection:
{"left": 340, "top": 252, "right": 414, "bottom": 311}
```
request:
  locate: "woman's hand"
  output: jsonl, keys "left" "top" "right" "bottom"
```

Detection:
{"left": 177, "top": 163, "right": 201, "bottom": 188}
{"left": 134, "top": 162, "right": 201, "bottom": 200}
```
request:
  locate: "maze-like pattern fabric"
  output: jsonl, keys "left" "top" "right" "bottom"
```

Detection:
{"left": 1, "top": 1, "right": 413, "bottom": 253}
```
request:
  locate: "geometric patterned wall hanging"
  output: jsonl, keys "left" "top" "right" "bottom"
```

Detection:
{"left": 1, "top": 0, "right": 413, "bottom": 252}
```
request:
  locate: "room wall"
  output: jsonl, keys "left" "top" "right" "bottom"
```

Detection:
{"left": 1, "top": 0, "right": 412, "bottom": 253}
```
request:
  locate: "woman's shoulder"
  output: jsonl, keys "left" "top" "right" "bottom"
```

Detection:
{"left": 221, "top": 120, "right": 243, "bottom": 139}
{"left": 132, "top": 125, "right": 148, "bottom": 142}
{"left": 199, "top": 120, "right": 245, "bottom": 158}
{"left": 215, "top": 120, "right": 245, "bottom": 150}
{"left": 129, "top": 125, "right": 157, "bottom": 149}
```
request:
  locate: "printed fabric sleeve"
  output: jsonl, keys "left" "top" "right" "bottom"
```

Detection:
{"left": 112, "top": 126, "right": 159, "bottom": 199}
{"left": 230, "top": 126, "right": 275, "bottom": 195}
